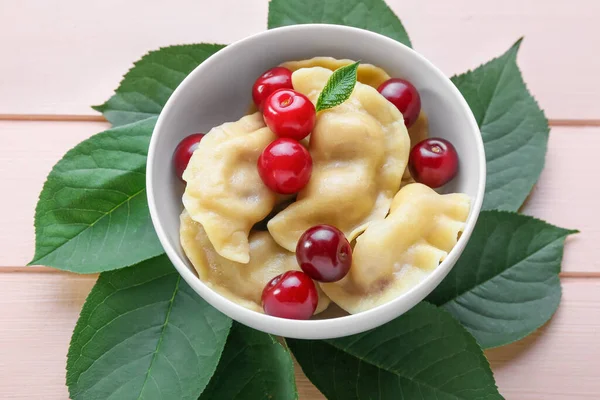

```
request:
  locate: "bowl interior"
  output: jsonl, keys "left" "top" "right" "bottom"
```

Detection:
{"left": 148, "top": 24, "right": 485, "bottom": 339}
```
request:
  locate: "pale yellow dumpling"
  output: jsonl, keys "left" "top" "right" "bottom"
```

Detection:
{"left": 320, "top": 183, "right": 470, "bottom": 314}
{"left": 280, "top": 57, "right": 391, "bottom": 89}
{"left": 268, "top": 67, "right": 410, "bottom": 252}
{"left": 180, "top": 211, "right": 330, "bottom": 314}
{"left": 408, "top": 111, "right": 429, "bottom": 147}
{"left": 402, "top": 111, "right": 430, "bottom": 186}
{"left": 282, "top": 58, "right": 430, "bottom": 188}
{"left": 182, "top": 112, "right": 277, "bottom": 263}
{"left": 283, "top": 57, "right": 429, "bottom": 187}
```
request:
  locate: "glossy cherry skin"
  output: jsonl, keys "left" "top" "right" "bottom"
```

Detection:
{"left": 409, "top": 138, "right": 459, "bottom": 188}
{"left": 296, "top": 225, "right": 352, "bottom": 282}
{"left": 262, "top": 271, "right": 318, "bottom": 319}
{"left": 263, "top": 89, "right": 316, "bottom": 141}
{"left": 377, "top": 78, "right": 421, "bottom": 128}
{"left": 257, "top": 138, "right": 312, "bottom": 194}
{"left": 252, "top": 67, "right": 293, "bottom": 111}
{"left": 173, "top": 133, "right": 204, "bottom": 181}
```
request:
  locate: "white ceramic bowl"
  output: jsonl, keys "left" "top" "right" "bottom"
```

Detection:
{"left": 147, "top": 24, "right": 485, "bottom": 339}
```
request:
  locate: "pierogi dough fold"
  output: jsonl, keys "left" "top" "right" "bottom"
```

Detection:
{"left": 182, "top": 112, "right": 277, "bottom": 264}
{"left": 320, "top": 183, "right": 471, "bottom": 314}
{"left": 402, "top": 111, "right": 430, "bottom": 185}
{"left": 268, "top": 67, "right": 410, "bottom": 252}
{"left": 280, "top": 57, "right": 391, "bottom": 89}
{"left": 283, "top": 58, "right": 431, "bottom": 187}
{"left": 180, "top": 211, "right": 330, "bottom": 314}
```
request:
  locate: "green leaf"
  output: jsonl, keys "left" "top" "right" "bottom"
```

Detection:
{"left": 94, "top": 44, "right": 226, "bottom": 127}
{"left": 288, "top": 302, "right": 502, "bottom": 400}
{"left": 67, "top": 255, "right": 232, "bottom": 400}
{"left": 29, "top": 117, "right": 163, "bottom": 273}
{"left": 452, "top": 39, "right": 549, "bottom": 211}
{"left": 427, "top": 211, "right": 577, "bottom": 349}
{"left": 315, "top": 61, "right": 360, "bottom": 112}
{"left": 200, "top": 323, "right": 298, "bottom": 400}
{"left": 268, "top": 0, "right": 411, "bottom": 48}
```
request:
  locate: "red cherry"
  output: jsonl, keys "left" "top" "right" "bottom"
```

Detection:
{"left": 263, "top": 89, "right": 316, "bottom": 141}
{"left": 262, "top": 271, "right": 318, "bottom": 319}
{"left": 257, "top": 138, "right": 312, "bottom": 194}
{"left": 296, "top": 225, "right": 352, "bottom": 283}
{"left": 377, "top": 78, "right": 421, "bottom": 128}
{"left": 252, "top": 67, "right": 293, "bottom": 111}
{"left": 409, "top": 138, "right": 459, "bottom": 188}
{"left": 174, "top": 133, "right": 204, "bottom": 181}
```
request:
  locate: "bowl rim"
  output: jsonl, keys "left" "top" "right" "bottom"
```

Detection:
{"left": 147, "top": 23, "right": 486, "bottom": 339}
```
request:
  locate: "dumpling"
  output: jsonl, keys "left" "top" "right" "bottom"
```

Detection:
{"left": 320, "top": 183, "right": 470, "bottom": 314}
{"left": 408, "top": 111, "right": 429, "bottom": 146}
{"left": 182, "top": 112, "right": 277, "bottom": 263}
{"left": 243, "top": 57, "right": 391, "bottom": 114}
{"left": 280, "top": 57, "right": 391, "bottom": 89}
{"left": 402, "top": 111, "right": 430, "bottom": 186}
{"left": 268, "top": 67, "right": 410, "bottom": 252}
{"left": 180, "top": 211, "right": 330, "bottom": 314}
{"left": 281, "top": 58, "right": 429, "bottom": 188}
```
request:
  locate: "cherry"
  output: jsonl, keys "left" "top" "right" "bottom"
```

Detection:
{"left": 257, "top": 138, "right": 312, "bottom": 194}
{"left": 174, "top": 133, "right": 204, "bottom": 181}
{"left": 262, "top": 271, "right": 318, "bottom": 319}
{"left": 409, "top": 138, "right": 459, "bottom": 188}
{"left": 252, "top": 67, "right": 293, "bottom": 111}
{"left": 377, "top": 78, "right": 421, "bottom": 128}
{"left": 263, "top": 89, "right": 316, "bottom": 141}
{"left": 296, "top": 225, "right": 352, "bottom": 282}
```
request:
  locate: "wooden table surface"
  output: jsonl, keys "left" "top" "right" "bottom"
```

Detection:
{"left": 0, "top": 1, "right": 598, "bottom": 399}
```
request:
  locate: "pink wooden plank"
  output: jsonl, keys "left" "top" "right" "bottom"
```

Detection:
{"left": 0, "top": 273, "right": 96, "bottom": 399}
{"left": 0, "top": 273, "right": 597, "bottom": 399}
{"left": 0, "top": 121, "right": 109, "bottom": 266}
{"left": 0, "top": 121, "right": 592, "bottom": 273}
{"left": 0, "top": 0, "right": 598, "bottom": 120}
{"left": 487, "top": 278, "right": 600, "bottom": 399}
{"left": 398, "top": 0, "right": 600, "bottom": 122}
{"left": 0, "top": 0, "right": 267, "bottom": 116}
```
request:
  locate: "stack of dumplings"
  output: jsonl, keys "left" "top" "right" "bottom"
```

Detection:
{"left": 180, "top": 57, "right": 470, "bottom": 316}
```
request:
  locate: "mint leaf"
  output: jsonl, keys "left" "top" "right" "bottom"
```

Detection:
{"left": 315, "top": 61, "right": 359, "bottom": 112}
{"left": 94, "top": 44, "right": 225, "bottom": 127}
{"left": 67, "top": 255, "right": 232, "bottom": 400}
{"left": 427, "top": 211, "right": 577, "bottom": 349}
{"left": 200, "top": 323, "right": 298, "bottom": 400}
{"left": 29, "top": 117, "right": 163, "bottom": 273}
{"left": 452, "top": 39, "right": 549, "bottom": 211}
{"left": 268, "top": 0, "right": 411, "bottom": 48}
{"left": 288, "top": 302, "right": 502, "bottom": 399}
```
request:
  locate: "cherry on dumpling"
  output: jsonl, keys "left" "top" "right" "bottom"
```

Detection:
{"left": 296, "top": 225, "right": 352, "bottom": 283}
{"left": 252, "top": 67, "right": 293, "bottom": 111}
{"left": 409, "top": 138, "right": 459, "bottom": 188}
{"left": 263, "top": 89, "right": 316, "bottom": 141}
{"left": 174, "top": 133, "right": 204, "bottom": 181}
{"left": 257, "top": 138, "right": 312, "bottom": 194}
{"left": 262, "top": 271, "right": 318, "bottom": 320}
{"left": 377, "top": 78, "right": 421, "bottom": 128}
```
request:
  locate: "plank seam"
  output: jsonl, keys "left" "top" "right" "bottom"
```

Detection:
{"left": 2, "top": 114, "right": 600, "bottom": 127}
{"left": 0, "top": 266, "right": 597, "bottom": 279}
